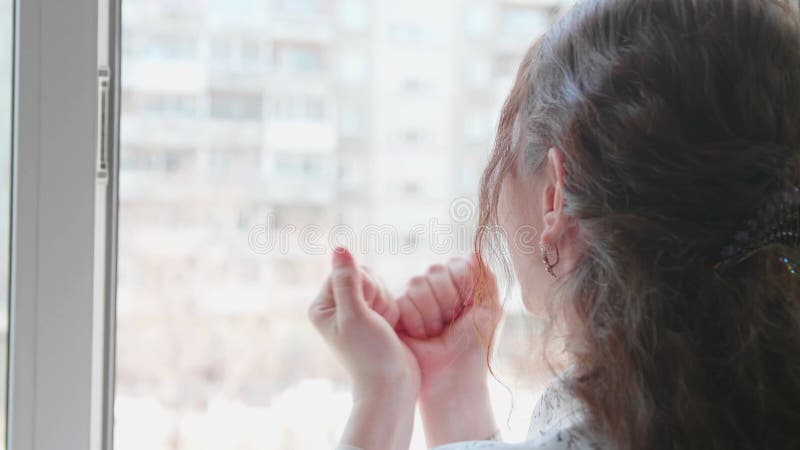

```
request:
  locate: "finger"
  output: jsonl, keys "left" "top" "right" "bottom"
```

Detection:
{"left": 360, "top": 266, "right": 392, "bottom": 315}
{"left": 360, "top": 267, "right": 401, "bottom": 328}
{"left": 407, "top": 275, "right": 444, "bottom": 336}
{"left": 358, "top": 266, "right": 379, "bottom": 309}
{"left": 331, "top": 247, "right": 367, "bottom": 319}
{"left": 426, "top": 263, "right": 461, "bottom": 323}
{"left": 447, "top": 256, "right": 473, "bottom": 314}
{"left": 381, "top": 298, "right": 401, "bottom": 330}
{"left": 397, "top": 294, "right": 427, "bottom": 339}
{"left": 307, "top": 275, "right": 335, "bottom": 328}
{"left": 378, "top": 285, "right": 401, "bottom": 329}
{"left": 361, "top": 265, "right": 391, "bottom": 297}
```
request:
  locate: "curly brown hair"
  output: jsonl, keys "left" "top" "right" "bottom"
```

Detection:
{"left": 475, "top": 0, "right": 800, "bottom": 449}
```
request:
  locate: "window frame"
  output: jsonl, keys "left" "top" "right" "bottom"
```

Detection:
{"left": 7, "top": 0, "right": 118, "bottom": 449}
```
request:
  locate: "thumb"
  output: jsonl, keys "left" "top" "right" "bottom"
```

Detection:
{"left": 331, "top": 247, "right": 367, "bottom": 319}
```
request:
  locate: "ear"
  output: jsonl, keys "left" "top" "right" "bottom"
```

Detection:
{"left": 539, "top": 148, "right": 568, "bottom": 246}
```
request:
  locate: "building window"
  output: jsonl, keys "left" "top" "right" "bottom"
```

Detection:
{"left": 401, "top": 77, "right": 429, "bottom": 93}
{"left": 271, "top": 96, "right": 326, "bottom": 122}
{"left": 338, "top": 106, "right": 362, "bottom": 136}
{"left": 463, "top": 7, "right": 489, "bottom": 36}
{"left": 273, "top": 153, "right": 329, "bottom": 178}
{"left": 128, "top": 34, "right": 198, "bottom": 61}
{"left": 337, "top": 0, "right": 368, "bottom": 30}
{"left": 501, "top": 6, "right": 549, "bottom": 39}
{"left": 122, "top": 147, "right": 195, "bottom": 173}
{"left": 272, "top": 0, "right": 319, "bottom": 17}
{"left": 209, "top": 92, "right": 263, "bottom": 120}
{"left": 130, "top": 93, "right": 198, "bottom": 117}
{"left": 387, "top": 23, "right": 434, "bottom": 43}
{"left": 274, "top": 44, "right": 324, "bottom": 73}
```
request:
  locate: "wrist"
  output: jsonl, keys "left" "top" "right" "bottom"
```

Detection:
{"left": 343, "top": 382, "right": 417, "bottom": 450}
{"left": 419, "top": 367, "right": 490, "bottom": 412}
{"left": 353, "top": 373, "right": 418, "bottom": 407}
{"left": 418, "top": 366, "right": 496, "bottom": 447}
{"left": 419, "top": 351, "right": 488, "bottom": 399}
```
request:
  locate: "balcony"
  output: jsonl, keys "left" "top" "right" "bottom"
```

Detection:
{"left": 264, "top": 121, "right": 337, "bottom": 153}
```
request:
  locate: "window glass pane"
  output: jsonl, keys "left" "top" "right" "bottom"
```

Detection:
{"left": 115, "top": 1, "right": 568, "bottom": 449}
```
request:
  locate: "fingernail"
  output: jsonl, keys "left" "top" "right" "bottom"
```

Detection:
{"left": 332, "top": 247, "right": 352, "bottom": 266}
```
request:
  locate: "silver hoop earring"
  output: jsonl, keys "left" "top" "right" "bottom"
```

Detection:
{"left": 539, "top": 243, "right": 559, "bottom": 278}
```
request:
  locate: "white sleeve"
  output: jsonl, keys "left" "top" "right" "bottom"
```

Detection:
{"left": 333, "top": 440, "right": 537, "bottom": 450}
{"left": 431, "top": 442, "right": 536, "bottom": 450}
{"left": 430, "top": 430, "right": 595, "bottom": 450}
{"left": 334, "top": 442, "right": 535, "bottom": 450}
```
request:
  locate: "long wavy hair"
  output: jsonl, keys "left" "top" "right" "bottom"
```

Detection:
{"left": 474, "top": 0, "right": 800, "bottom": 449}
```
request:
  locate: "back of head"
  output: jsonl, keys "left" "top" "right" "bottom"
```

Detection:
{"left": 479, "top": 0, "right": 800, "bottom": 448}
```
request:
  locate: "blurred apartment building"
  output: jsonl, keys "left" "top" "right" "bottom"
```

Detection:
{"left": 118, "top": 0, "right": 566, "bottom": 316}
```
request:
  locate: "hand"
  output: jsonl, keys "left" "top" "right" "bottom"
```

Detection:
{"left": 396, "top": 255, "right": 501, "bottom": 389}
{"left": 395, "top": 255, "right": 502, "bottom": 446}
{"left": 308, "top": 247, "right": 419, "bottom": 399}
{"left": 308, "top": 247, "right": 419, "bottom": 450}
{"left": 358, "top": 264, "right": 400, "bottom": 330}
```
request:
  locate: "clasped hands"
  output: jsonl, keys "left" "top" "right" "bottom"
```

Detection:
{"left": 308, "top": 247, "right": 502, "bottom": 450}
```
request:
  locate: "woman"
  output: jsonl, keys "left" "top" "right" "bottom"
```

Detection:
{"left": 308, "top": 0, "right": 800, "bottom": 449}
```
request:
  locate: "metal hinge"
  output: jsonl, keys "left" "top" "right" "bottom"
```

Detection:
{"left": 96, "top": 66, "right": 110, "bottom": 184}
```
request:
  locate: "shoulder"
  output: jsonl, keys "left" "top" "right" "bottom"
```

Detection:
{"left": 525, "top": 376, "right": 610, "bottom": 450}
{"left": 431, "top": 376, "right": 611, "bottom": 450}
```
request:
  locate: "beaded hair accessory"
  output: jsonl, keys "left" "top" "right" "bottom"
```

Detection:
{"left": 713, "top": 182, "right": 800, "bottom": 275}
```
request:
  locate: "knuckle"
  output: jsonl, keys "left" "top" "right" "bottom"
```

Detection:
{"left": 331, "top": 268, "right": 358, "bottom": 288}
{"left": 409, "top": 275, "right": 426, "bottom": 286}
{"left": 307, "top": 303, "right": 322, "bottom": 325}
{"left": 338, "top": 310, "right": 361, "bottom": 328}
{"left": 413, "top": 326, "right": 426, "bottom": 337}
{"left": 427, "top": 263, "right": 446, "bottom": 274}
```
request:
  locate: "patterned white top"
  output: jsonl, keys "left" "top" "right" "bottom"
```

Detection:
{"left": 335, "top": 381, "right": 608, "bottom": 450}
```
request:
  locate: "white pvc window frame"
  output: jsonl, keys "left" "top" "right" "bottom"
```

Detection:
{"left": 7, "top": 0, "right": 119, "bottom": 449}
